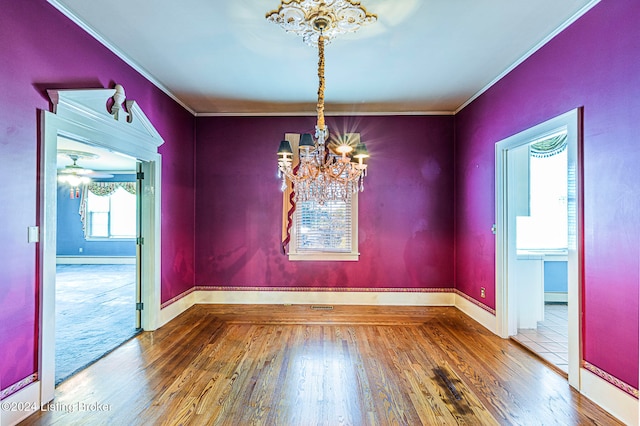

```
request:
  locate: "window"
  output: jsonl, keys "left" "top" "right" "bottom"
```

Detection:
{"left": 86, "top": 185, "right": 136, "bottom": 239}
{"left": 516, "top": 132, "right": 568, "bottom": 250}
{"left": 289, "top": 196, "right": 358, "bottom": 260}
{"left": 284, "top": 132, "right": 360, "bottom": 261}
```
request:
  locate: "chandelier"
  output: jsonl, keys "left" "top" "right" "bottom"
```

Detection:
{"left": 267, "top": 0, "right": 376, "bottom": 203}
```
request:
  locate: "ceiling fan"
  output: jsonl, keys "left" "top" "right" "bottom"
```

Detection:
{"left": 57, "top": 150, "right": 113, "bottom": 198}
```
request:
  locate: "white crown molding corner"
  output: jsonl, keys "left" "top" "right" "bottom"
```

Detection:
{"left": 45, "top": 0, "right": 196, "bottom": 116}
{"left": 454, "top": 0, "right": 602, "bottom": 114}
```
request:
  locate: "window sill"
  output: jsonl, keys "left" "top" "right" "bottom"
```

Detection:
{"left": 288, "top": 252, "right": 359, "bottom": 261}
{"left": 85, "top": 237, "right": 136, "bottom": 242}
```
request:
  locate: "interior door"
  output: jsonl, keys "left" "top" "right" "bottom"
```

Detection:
{"left": 136, "top": 161, "right": 144, "bottom": 329}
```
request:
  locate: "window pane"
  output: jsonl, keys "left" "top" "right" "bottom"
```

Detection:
{"left": 87, "top": 191, "right": 110, "bottom": 212}
{"left": 109, "top": 187, "right": 136, "bottom": 238}
{"left": 89, "top": 212, "right": 109, "bottom": 237}
{"left": 517, "top": 148, "right": 568, "bottom": 250}
{"left": 295, "top": 200, "right": 351, "bottom": 252}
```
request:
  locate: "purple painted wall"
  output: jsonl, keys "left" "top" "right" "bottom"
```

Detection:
{"left": 0, "top": 1, "right": 195, "bottom": 395}
{"left": 195, "top": 115, "right": 454, "bottom": 289}
{"left": 454, "top": 0, "right": 639, "bottom": 389}
{"left": 1, "top": 0, "right": 636, "bottom": 403}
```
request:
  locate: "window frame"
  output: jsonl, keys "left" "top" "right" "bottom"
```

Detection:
{"left": 85, "top": 185, "right": 137, "bottom": 240}
{"left": 282, "top": 132, "right": 362, "bottom": 261}
{"left": 288, "top": 193, "right": 359, "bottom": 261}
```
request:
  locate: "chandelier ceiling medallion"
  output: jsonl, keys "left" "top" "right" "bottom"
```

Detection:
{"left": 267, "top": 0, "right": 376, "bottom": 203}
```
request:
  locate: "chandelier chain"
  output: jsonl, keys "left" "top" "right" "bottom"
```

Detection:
{"left": 271, "top": 0, "right": 374, "bottom": 203}
{"left": 317, "top": 34, "right": 325, "bottom": 131}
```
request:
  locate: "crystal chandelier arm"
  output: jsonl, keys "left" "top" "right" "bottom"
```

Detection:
{"left": 325, "top": 161, "right": 360, "bottom": 183}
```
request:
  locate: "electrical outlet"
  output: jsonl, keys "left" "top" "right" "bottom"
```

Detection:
{"left": 79, "top": 247, "right": 83, "bottom": 253}
{"left": 480, "top": 287, "right": 486, "bottom": 298}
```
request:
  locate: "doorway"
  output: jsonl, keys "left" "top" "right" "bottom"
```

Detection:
{"left": 507, "top": 137, "right": 569, "bottom": 373}
{"left": 40, "top": 85, "right": 164, "bottom": 405}
{"left": 495, "top": 108, "right": 582, "bottom": 389}
{"left": 54, "top": 137, "right": 141, "bottom": 384}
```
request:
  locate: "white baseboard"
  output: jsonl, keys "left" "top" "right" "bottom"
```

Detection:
{"left": 195, "top": 289, "right": 455, "bottom": 306}
{"left": 544, "top": 292, "right": 568, "bottom": 303}
{"left": 161, "top": 289, "right": 496, "bottom": 331}
{"left": 580, "top": 368, "right": 638, "bottom": 426}
{"left": 56, "top": 256, "right": 136, "bottom": 264}
{"left": 159, "top": 289, "right": 455, "bottom": 326}
{"left": 1, "top": 381, "right": 40, "bottom": 426}
{"left": 159, "top": 290, "right": 197, "bottom": 327}
{"left": 454, "top": 294, "right": 497, "bottom": 335}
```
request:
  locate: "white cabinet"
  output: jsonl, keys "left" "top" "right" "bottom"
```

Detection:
{"left": 515, "top": 251, "right": 545, "bottom": 329}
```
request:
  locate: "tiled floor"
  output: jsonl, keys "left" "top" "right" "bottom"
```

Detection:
{"left": 511, "top": 303, "right": 568, "bottom": 374}
{"left": 56, "top": 264, "right": 139, "bottom": 384}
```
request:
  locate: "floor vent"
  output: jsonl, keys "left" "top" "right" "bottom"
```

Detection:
{"left": 311, "top": 305, "right": 334, "bottom": 311}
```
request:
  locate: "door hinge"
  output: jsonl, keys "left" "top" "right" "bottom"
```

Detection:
{"left": 137, "top": 236, "right": 144, "bottom": 245}
{"left": 136, "top": 171, "right": 144, "bottom": 180}
{"left": 136, "top": 302, "right": 144, "bottom": 311}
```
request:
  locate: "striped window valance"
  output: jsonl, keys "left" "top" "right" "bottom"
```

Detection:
{"left": 530, "top": 133, "right": 567, "bottom": 158}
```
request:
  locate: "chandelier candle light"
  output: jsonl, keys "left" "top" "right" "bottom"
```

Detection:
{"left": 267, "top": 0, "right": 376, "bottom": 204}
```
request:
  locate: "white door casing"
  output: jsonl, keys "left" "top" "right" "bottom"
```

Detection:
{"left": 494, "top": 108, "right": 582, "bottom": 389}
{"left": 40, "top": 85, "right": 163, "bottom": 404}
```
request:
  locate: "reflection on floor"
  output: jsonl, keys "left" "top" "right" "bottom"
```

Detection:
{"left": 512, "top": 303, "right": 568, "bottom": 374}
{"left": 55, "top": 264, "right": 139, "bottom": 385}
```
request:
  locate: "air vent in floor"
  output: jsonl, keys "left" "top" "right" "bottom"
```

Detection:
{"left": 310, "top": 305, "right": 334, "bottom": 311}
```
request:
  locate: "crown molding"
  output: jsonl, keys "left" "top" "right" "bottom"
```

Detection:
{"left": 46, "top": 0, "right": 196, "bottom": 116}
{"left": 195, "top": 110, "right": 455, "bottom": 117}
{"left": 455, "top": 0, "right": 601, "bottom": 114}
{"left": 48, "top": 0, "right": 600, "bottom": 118}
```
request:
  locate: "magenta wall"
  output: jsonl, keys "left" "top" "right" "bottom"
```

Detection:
{"left": 195, "top": 115, "right": 454, "bottom": 289}
{"left": 455, "top": 0, "right": 639, "bottom": 389}
{"left": 0, "top": 1, "right": 195, "bottom": 395}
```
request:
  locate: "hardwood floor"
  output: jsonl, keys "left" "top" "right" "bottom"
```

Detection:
{"left": 21, "top": 305, "right": 621, "bottom": 425}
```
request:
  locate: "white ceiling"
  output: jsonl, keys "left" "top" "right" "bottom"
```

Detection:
{"left": 49, "top": 0, "right": 598, "bottom": 115}
{"left": 57, "top": 137, "right": 137, "bottom": 172}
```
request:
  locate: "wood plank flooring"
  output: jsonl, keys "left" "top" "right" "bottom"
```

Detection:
{"left": 21, "top": 305, "right": 622, "bottom": 425}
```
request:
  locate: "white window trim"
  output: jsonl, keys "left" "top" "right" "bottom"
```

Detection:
{"left": 288, "top": 193, "right": 359, "bottom": 261}
{"left": 85, "top": 186, "right": 137, "bottom": 239}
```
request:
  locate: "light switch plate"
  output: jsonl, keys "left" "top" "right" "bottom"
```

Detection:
{"left": 28, "top": 226, "right": 39, "bottom": 243}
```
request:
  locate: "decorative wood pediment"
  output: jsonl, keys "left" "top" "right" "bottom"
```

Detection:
{"left": 48, "top": 84, "right": 164, "bottom": 158}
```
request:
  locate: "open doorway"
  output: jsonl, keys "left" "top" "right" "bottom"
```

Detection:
{"left": 495, "top": 108, "right": 582, "bottom": 389}
{"left": 40, "top": 85, "right": 163, "bottom": 405}
{"left": 507, "top": 134, "right": 569, "bottom": 373}
{"left": 54, "top": 137, "right": 141, "bottom": 384}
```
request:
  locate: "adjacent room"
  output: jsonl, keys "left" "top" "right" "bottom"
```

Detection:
{"left": 0, "top": 0, "right": 637, "bottom": 425}
{"left": 55, "top": 138, "right": 140, "bottom": 384}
